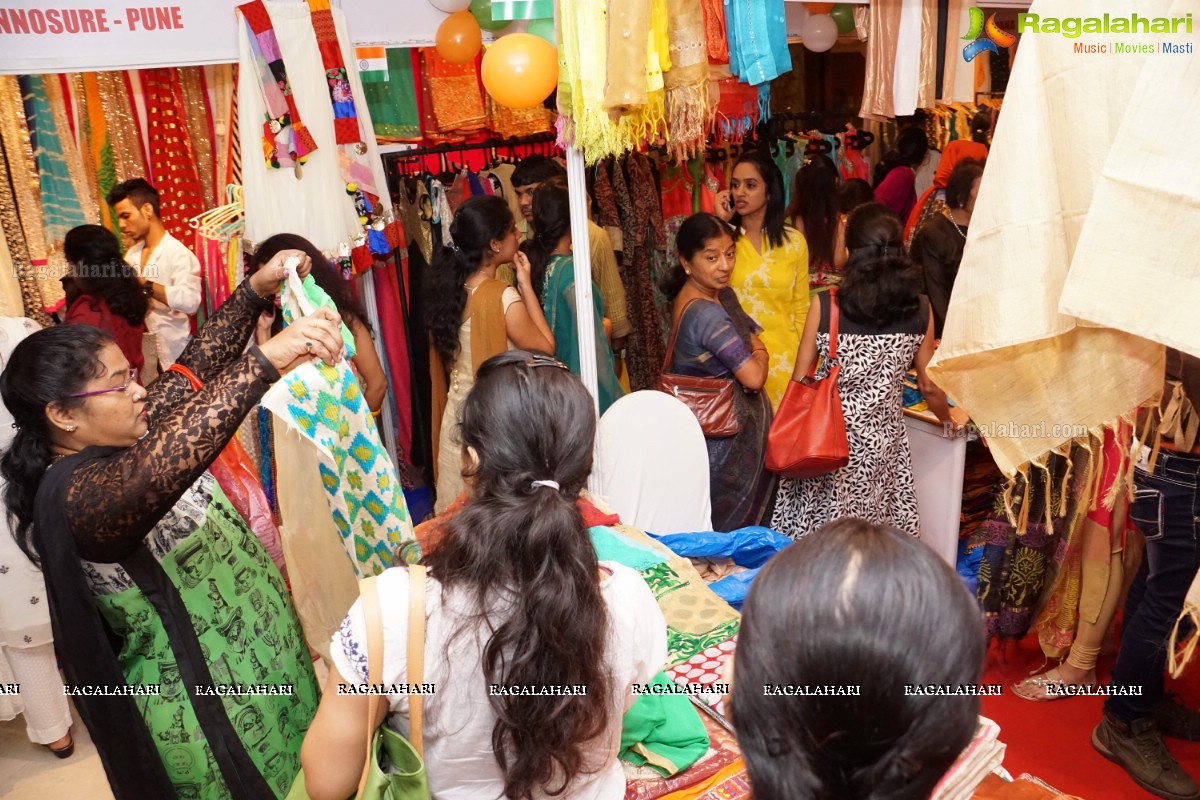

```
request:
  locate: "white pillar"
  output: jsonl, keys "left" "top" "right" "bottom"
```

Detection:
{"left": 564, "top": 144, "right": 602, "bottom": 493}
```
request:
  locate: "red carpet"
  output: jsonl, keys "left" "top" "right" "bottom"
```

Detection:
{"left": 979, "top": 632, "right": 1200, "bottom": 799}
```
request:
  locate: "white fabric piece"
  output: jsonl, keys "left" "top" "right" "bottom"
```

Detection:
{"left": 238, "top": 1, "right": 389, "bottom": 253}
{"left": 124, "top": 232, "right": 203, "bottom": 366}
{"left": 951, "top": 2, "right": 976, "bottom": 103}
{"left": 892, "top": 0, "right": 924, "bottom": 116}
{"left": 1059, "top": 0, "right": 1200, "bottom": 358}
{"left": 330, "top": 563, "right": 667, "bottom": 800}
{"left": 595, "top": 391, "right": 713, "bottom": 534}
{"left": 927, "top": 0, "right": 1166, "bottom": 477}
{"left": 0, "top": 643, "right": 72, "bottom": 744}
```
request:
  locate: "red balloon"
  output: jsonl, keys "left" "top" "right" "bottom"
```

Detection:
{"left": 805, "top": 3, "right": 835, "bottom": 13}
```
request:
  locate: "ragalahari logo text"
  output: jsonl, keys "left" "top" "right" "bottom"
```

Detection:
{"left": 962, "top": 7, "right": 1017, "bottom": 62}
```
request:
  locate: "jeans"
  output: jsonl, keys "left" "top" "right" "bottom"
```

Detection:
{"left": 1107, "top": 449, "right": 1200, "bottom": 722}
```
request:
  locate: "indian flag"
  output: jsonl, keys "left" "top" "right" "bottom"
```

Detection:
{"left": 355, "top": 47, "right": 388, "bottom": 83}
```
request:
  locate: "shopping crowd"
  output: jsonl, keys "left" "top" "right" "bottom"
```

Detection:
{"left": 2, "top": 125, "right": 1199, "bottom": 800}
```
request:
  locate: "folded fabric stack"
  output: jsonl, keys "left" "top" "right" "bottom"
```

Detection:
{"left": 931, "top": 717, "right": 1008, "bottom": 800}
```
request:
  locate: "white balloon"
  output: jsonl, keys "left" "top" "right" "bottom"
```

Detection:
{"left": 429, "top": 0, "right": 471, "bottom": 11}
{"left": 801, "top": 14, "right": 838, "bottom": 52}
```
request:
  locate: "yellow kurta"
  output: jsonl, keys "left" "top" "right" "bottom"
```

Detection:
{"left": 731, "top": 227, "right": 810, "bottom": 409}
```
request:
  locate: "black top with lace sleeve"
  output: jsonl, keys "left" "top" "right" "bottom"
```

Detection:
{"left": 62, "top": 280, "right": 280, "bottom": 563}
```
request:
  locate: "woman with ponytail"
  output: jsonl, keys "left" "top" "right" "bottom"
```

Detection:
{"left": 872, "top": 127, "right": 930, "bottom": 220}
{"left": 731, "top": 519, "right": 985, "bottom": 800}
{"left": 424, "top": 195, "right": 554, "bottom": 513}
{"left": 302, "top": 350, "right": 667, "bottom": 800}
{"left": 521, "top": 183, "right": 623, "bottom": 414}
{"left": 62, "top": 225, "right": 149, "bottom": 379}
{"left": 0, "top": 249, "right": 343, "bottom": 799}
{"left": 771, "top": 204, "right": 964, "bottom": 540}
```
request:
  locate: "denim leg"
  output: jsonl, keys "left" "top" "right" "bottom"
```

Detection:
{"left": 1106, "top": 454, "right": 1200, "bottom": 723}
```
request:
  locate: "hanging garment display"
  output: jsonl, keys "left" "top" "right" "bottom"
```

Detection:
{"left": 261, "top": 270, "right": 416, "bottom": 578}
{"left": 19, "top": 76, "right": 91, "bottom": 245}
{"left": 928, "top": 0, "right": 1167, "bottom": 481}
{"left": 179, "top": 67, "right": 219, "bottom": 208}
{"left": 361, "top": 47, "right": 422, "bottom": 141}
{"left": 663, "top": 0, "right": 711, "bottom": 161}
{"left": 140, "top": 68, "right": 208, "bottom": 244}
{"left": 237, "top": 1, "right": 395, "bottom": 261}
{"left": 724, "top": 0, "right": 790, "bottom": 118}
{"left": 0, "top": 144, "right": 50, "bottom": 325}
{"left": 421, "top": 48, "right": 488, "bottom": 135}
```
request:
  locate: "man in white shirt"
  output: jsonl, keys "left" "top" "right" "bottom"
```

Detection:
{"left": 107, "top": 178, "right": 202, "bottom": 367}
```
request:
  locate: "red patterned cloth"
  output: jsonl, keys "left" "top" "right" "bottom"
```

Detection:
{"left": 139, "top": 68, "right": 206, "bottom": 243}
{"left": 664, "top": 636, "right": 736, "bottom": 716}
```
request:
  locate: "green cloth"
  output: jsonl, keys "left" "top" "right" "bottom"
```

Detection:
{"left": 589, "top": 526, "right": 667, "bottom": 570}
{"left": 620, "top": 673, "right": 710, "bottom": 777}
{"left": 362, "top": 48, "right": 421, "bottom": 140}
{"left": 539, "top": 254, "right": 623, "bottom": 415}
{"left": 285, "top": 274, "right": 356, "bottom": 357}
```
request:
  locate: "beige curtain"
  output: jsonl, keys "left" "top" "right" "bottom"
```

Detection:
{"left": 927, "top": 0, "right": 1171, "bottom": 478}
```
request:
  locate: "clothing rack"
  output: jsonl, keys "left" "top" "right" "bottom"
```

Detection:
{"left": 381, "top": 133, "right": 560, "bottom": 177}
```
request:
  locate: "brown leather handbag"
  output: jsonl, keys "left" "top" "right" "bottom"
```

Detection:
{"left": 657, "top": 299, "right": 741, "bottom": 438}
{"left": 765, "top": 288, "right": 849, "bottom": 477}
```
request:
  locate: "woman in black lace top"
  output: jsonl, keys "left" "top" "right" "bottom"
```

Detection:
{"left": 0, "top": 250, "right": 343, "bottom": 800}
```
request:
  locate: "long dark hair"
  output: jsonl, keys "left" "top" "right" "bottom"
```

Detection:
{"left": 249, "top": 233, "right": 372, "bottom": 335}
{"left": 732, "top": 518, "right": 985, "bottom": 800}
{"left": 659, "top": 213, "right": 735, "bottom": 300}
{"left": 519, "top": 183, "right": 572, "bottom": 298}
{"left": 0, "top": 325, "right": 113, "bottom": 562}
{"left": 424, "top": 350, "right": 611, "bottom": 800}
{"left": 786, "top": 163, "right": 839, "bottom": 269}
{"left": 837, "top": 203, "right": 921, "bottom": 329}
{"left": 63, "top": 225, "right": 149, "bottom": 327}
{"left": 730, "top": 150, "right": 789, "bottom": 250}
{"left": 873, "top": 127, "right": 930, "bottom": 188}
{"left": 945, "top": 160, "right": 985, "bottom": 211}
{"left": 425, "top": 196, "right": 515, "bottom": 366}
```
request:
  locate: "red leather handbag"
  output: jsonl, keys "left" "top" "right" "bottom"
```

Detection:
{"left": 657, "top": 299, "right": 741, "bottom": 438}
{"left": 765, "top": 289, "right": 849, "bottom": 478}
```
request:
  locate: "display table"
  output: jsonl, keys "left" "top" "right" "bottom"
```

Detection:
{"left": 904, "top": 408, "right": 968, "bottom": 568}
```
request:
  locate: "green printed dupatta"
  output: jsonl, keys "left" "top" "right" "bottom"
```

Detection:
{"left": 34, "top": 455, "right": 318, "bottom": 800}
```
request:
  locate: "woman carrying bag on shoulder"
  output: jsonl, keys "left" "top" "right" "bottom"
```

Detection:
{"left": 300, "top": 351, "right": 666, "bottom": 800}
{"left": 659, "top": 213, "right": 775, "bottom": 532}
{"left": 769, "top": 204, "right": 964, "bottom": 540}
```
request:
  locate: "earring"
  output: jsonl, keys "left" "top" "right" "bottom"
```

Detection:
{"left": 66, "top": 425, "right": 76, "bottom": 432}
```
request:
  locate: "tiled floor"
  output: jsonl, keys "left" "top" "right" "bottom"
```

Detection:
{"left": 0, "top": 702, "right": 112, "bottom": 799}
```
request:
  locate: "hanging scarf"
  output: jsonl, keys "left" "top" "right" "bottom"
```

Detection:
{"left": 712, "top": 78, "right": 759, "bottom": 142}
{"left": 0, "top": 143, "right": 51, "bottom": 326}
{"left": 664, "top": 0, "right": 713, "bottom": 161}
{"left": 239, "top": 0, "right": 319, "bottom": 173}
{"left": 725, "top": 0, "right": 790, "bottom": 120}
{"left": 487, "top": 95, "right": 552, "bottom": 139}
{"left": 0, "top": 75, "right": 65, "bottom": 314}
{"left": 422, "top": 48, "right": 487, "bottom": 134}
{"left": 179, "top": 67, "right": 219, "bottom": 207}
{"left": 362, "top": 47, "right": 422, "bottom": 141}
{"left": 702, "top": 0, "right": 730, "bottom": 63}
{"left": 19, "top": 76, "right": 89, "bottom": 243}
{"left": 138, "top": 68, "right": 208, "bottom": 244}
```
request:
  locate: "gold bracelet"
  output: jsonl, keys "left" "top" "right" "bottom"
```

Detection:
{"left": 370, "top": 408, "right": 382, "bottom": 418}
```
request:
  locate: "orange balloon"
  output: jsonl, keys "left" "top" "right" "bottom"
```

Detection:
{"left": 805, "top": 3, "right": 835, "bottom": 13}
{"left": 481, "top": 33, "right": 559, "bottom": 110}
{"left": 436, "top": 11, "right": 482, "bottom": 64}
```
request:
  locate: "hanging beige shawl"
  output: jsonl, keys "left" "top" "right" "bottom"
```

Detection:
{"left": 663, "top": 0, "right": 711, "bottom": 161}
{"left": 857, "top": 0, "right": 902, "bottom": 120}
{"left": 1058, "top": 0, "right": 1200, "bottom": 361}
{"left": 926, "top": 0, "right": 1168, "bottom": 482}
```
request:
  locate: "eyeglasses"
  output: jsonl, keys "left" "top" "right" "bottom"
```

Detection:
{"left": 66, "top": 367, "right": 139, "bottom": 399}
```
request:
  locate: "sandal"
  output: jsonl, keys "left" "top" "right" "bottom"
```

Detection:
{"left": 44, "top": 732, "right": 74, "bottom": 759}
{"left": 1012, "top": 667, "right": 1096, "bottom": 701}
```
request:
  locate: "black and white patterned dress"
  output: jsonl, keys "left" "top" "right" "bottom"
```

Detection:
{"left": 771, "top": 292, "right": 927, "bottom": 539}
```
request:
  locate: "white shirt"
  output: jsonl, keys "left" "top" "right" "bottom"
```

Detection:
{"left": 331, "top": 563, "right": 668, "bottom": 800}
{"left": 124, "top": 232, "right": 202, "bottom": 366}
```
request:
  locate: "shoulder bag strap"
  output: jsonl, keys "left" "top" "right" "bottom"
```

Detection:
{"left": 662, "top": 298, "right": 701, "bottom": 373}
{"left": 358, "top": 574, "right": 384, "bottom": 796}
{"left": 827, "top": 287, "right": 840, "bottom": 361}
{"left": 407, "top": 564, "right": 428, "bottom": 757}
{"left": 166, "top": 363, "right": 204, "bottom": 391}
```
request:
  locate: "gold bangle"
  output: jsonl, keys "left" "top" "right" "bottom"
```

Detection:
{"left": 370, "top": 408, "right": 382, "bottom": 418}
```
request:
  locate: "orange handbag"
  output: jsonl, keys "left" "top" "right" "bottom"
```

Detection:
{"left": 765, "top": 288, "right": 849, "bottom": 478}
{"left": 657, "top": 299, "right": 740, "bottom": 438}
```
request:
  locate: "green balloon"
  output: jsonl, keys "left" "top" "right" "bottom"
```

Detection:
{"left": 470, "top": 0, "right": 512, "bottom": 32}
{"left": 829, "top": 3, "right": 855, "bottom": 35}
{"left": 525, "top": 18, "right": 556, "bottom": 47}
